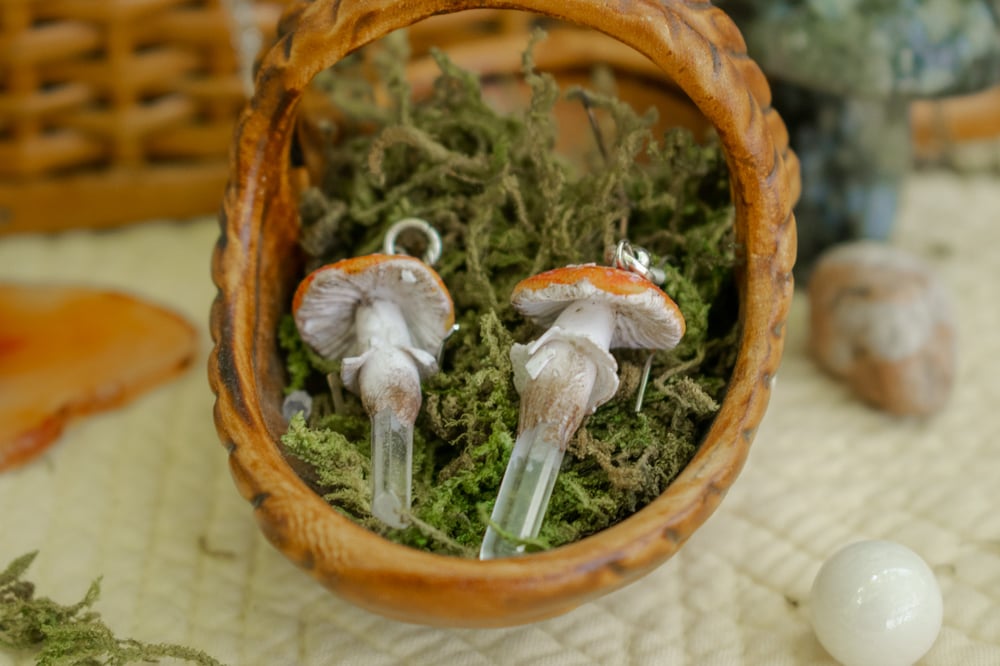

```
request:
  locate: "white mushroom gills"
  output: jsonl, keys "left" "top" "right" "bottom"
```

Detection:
{"left": 480, "top": 300, "right": 615, "bottom": 559}
{"left": 480, "top": 265, "right": 684, "bottom": 560}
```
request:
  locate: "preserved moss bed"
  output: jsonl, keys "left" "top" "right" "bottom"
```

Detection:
{"left": 277, "top": 35, "right": 739, "bottom": 557}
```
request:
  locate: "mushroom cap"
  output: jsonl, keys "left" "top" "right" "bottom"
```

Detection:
{"left": 511, "top": 264, "right": 685, "bottom": 350}
{"left": 293, "top": 254, "right": 454, "bottom": 361}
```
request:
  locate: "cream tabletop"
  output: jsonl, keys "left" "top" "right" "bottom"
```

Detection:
{"left": 1, "top": 171, "right": 998, "bottom": 665}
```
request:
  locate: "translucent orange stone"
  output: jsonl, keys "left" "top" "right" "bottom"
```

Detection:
{"left": 0, "top": 284, "right": 197, "bottom": 470}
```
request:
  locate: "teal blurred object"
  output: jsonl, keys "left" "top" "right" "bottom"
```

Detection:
{"left": 718, "top": 0, "right": 1000, "bottom": 277}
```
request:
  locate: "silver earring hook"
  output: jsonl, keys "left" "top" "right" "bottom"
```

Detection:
{"left": 635, "top": 352, "right": 655, "bottom": 414}
{"left": 611, "top": 240, "right": 665, "bottom": 285}
{"left": 384, "top": 217, "right": 443, "bottom": 266}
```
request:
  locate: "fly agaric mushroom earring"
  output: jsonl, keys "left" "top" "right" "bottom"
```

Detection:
{"left": 480, "top": 242, "right": 685, "bottom": 559}
{"left": 292, "top": 218, "right": 454, "bottom": 529}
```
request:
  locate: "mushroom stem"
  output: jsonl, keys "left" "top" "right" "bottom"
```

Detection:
{"left": 353, "top": 301, "right": 424, "bottom": 529}
{"left": 549, "top": 298, "right": 615, "bottom": 350}
{"left": 357, "top": 345, "right": 422, "bottom": 424}
{"left": 357, "top": 347, "right": 421, "bottom": 528}
{"left": 481, "top": 332, "right": 604, "bottom": 559}
{"left": 516, "top": 338, "right": 603, "bottom": 438}
{"left": 355, "top": 300, "right": 414, "bottom": 349}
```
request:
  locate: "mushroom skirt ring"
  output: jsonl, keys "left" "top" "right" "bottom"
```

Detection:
{"left": 383, "top": 217, "right": 443, "bottom": 266}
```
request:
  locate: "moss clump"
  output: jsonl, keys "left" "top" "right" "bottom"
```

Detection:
{"left": 279, "top": 32, "right": 737, "bottom": 557}
{"left": 0, "top": 552, "right": 223, "bottom": 665}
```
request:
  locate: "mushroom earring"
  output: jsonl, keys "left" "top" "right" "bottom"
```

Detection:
{"left": 480, "top": 242, "right": 685, "bottom": 559}
{"left": 292, "top": 218, "right": 454, "bottom": 529}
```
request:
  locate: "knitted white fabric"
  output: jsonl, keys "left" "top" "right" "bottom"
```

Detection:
{"left": 1, "top": 172, "right": 997, "bottom": 665}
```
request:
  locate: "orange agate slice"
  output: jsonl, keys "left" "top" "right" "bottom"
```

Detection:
{"left": 0, "top": 284, "right": 197, "bottom": 470}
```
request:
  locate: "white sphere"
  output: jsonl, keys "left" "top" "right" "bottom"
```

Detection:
{"left": 810, "top": 540, "right": 943, "bottom": 666}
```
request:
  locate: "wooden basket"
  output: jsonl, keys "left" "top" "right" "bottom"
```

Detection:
{"left": 0, "top": 0, "right": 289, "bottom": 235}
{"left": 211, "top": 0, "right": 799, "bottom": 627}
{"left": 912, "top": 84, "right": 1000, "bottom": 163}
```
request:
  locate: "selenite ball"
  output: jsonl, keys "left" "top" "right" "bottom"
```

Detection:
{"left": 810, "top": 540, "right": 943, "bottom": 666}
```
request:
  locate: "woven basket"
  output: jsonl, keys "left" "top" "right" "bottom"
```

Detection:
{"left": 0, "top": 0, "right": 288, "bottom": 235}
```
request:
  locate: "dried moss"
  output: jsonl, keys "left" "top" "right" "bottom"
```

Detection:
{"left": 279, "top": 32, "right": 737, "bottom": 556}
{"left": 0, "top": 552, "right": 223, "bottom": 665}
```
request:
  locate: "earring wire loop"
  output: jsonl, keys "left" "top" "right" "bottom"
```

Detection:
{"left": 384, "top": 217, "right": 443, "bottom": 266}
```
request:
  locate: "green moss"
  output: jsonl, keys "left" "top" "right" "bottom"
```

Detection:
{"left": 0, "top": 552, "right": 223, "bottom": 665}
{"left": 281, "top": 33, "right": 737, "bottom": 556}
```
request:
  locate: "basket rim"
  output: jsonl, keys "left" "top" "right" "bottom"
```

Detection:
{"left": 210, "top": 0, "right": 797, "bottom": 627}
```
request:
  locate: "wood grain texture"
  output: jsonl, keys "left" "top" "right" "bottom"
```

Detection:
{"left": 912, "top": 85, "right": 1000, "bottom": 161}
{"left": 210, "top": 0, "right": 799, "bottom": 627}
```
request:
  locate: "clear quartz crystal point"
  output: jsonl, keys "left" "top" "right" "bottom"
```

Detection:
{"left": 479, "top": 422, "right": 568, "bottom": 559}
{"left": 371, "top": 408, "right": 413, "bottom": 529}
{"left": 281, "top": 390, "right": 313, "bottom": 421}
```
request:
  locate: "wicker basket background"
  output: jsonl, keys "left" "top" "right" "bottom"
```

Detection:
{"left": 2, "top": 3, "right": 995, "bottom": 237}
{"left": 0, "top": 0, "right": 289, "bottom": 235}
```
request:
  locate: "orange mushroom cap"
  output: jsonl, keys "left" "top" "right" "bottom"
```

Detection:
{"left": 511, "top": 264, "right": 685, "bottom": 350}
{"left": 293, "top": 254, "right": 454, "bottom": 361}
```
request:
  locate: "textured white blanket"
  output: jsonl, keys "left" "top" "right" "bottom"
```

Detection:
{"left": 1, "top": 172, "right": 998, "bottom": 665}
